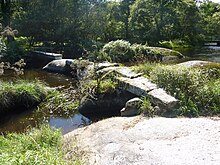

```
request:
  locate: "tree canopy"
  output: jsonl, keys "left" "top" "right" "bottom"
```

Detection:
{"left": 1, "top": 0, "right": 220, "bottom": 56}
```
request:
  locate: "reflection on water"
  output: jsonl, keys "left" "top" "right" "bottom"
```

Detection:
{"left": 0, "top": 69, "right": 90, "bottom": 134}
{"left": 177, "top": 46, "right": 220, "bottom": 63}
{"left": 49, "top": 114, "right": 90, "bottom": 134}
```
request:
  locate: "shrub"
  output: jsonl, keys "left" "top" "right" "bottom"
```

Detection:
{"left": 100, "top": 40, "right": 183, "bottom": 63}
{"left": 2, "top": 37, "right": 32, "bottom": 63}
{"left": 102, "top": 40, "right": 135, "bottom": 62}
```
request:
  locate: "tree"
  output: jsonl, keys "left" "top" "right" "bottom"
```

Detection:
{"left": 1, "top": 0, "right": 11, "bottom": 27}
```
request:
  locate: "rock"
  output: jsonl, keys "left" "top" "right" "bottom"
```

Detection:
{"left": 117, "top": 76, "right": 157, "bottom": 96}
{"left": 95, "top": 62, "right": 119, "bottom": 71}
{"left": 177, "top": 60, "right": 211, "bottom": 68}
{"left": 64, "top": 116, "right": 220, "bottom": 165}
{"left": 78, "top": 91, "right": 136, "bottom": 120}
{"left": 43, "top": 59, "right": 74, "bottom": 74}
{"left": 70, "top": 59, "right": 95, "bottom": 80}
{"left": 32, "top": 51, "right": 62, "bottom": 60}
{"left": 97, "top": 66, "right": 142, "bottom": 79}
{"left": 121, "top": 98, "right": 143, "bottom": 117}
{"left": 148, "top": 88, "right": 179, "bottom": 112}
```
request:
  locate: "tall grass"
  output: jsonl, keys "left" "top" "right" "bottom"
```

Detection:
{"left": 0, "top": 125, "right": 73, "bottom": 164}
{"left": 133, "top": 63, "right": 220, "bottom": 117}
{"left": 0, "top": 80, "right": 48, "bottom": 114}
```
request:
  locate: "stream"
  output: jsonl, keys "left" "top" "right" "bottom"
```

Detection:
{"left": 0, "top": 69, "right": 90, "bottom": 134}
{"left": 0, "top": 46, "right": 220, "bottom": 135}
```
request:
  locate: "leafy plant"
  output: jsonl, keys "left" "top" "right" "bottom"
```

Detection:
{"left": 139, "top": 96, "right": 155, "bottom": 117}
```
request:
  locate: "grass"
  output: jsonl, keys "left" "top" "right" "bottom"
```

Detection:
{"left": 132, "top": 63, "right": 220, "bottom": 117}
{"left": 0, "top": 125, "right": 79, "bottom": 165}
{"left": 39, "top": 87, "right": 80, "bottom": 116}
{"left": 0, "top": 80, "right": 48, "bottom": 114}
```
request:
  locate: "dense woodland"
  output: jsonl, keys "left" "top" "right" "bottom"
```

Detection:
{"left": 1, "top": 0, "right": 220, "bottom": 57}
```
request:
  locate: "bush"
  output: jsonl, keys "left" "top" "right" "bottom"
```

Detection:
{"left": 102, "top": 40, "right": 135, "bottom": 62}
{"left": 2, "top": 37, "right": 32, "bottom": 63}
{"left": 99, "top": 40, "right": 183, "bottom": 63}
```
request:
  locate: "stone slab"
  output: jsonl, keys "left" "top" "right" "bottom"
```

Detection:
{"left": 117, "top": 76, "right": 157, "bottom": 96}
{"left": 32, "top": 51, "right": 62, "bottom": 60}
{"left": 148, "top": 88, "right": 179, "bottom": 110}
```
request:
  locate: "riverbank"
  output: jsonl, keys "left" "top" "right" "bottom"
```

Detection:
{"left": 64, "top": 116, "right": 220, "bottom": 165}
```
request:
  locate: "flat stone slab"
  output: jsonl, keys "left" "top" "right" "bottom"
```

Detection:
{"left": 117, "top": 77, "right": 157, "bottom": 96}
{"left": 32, "top": 51, "right": 62, "bottom": 60}
{"left": 148, "top": 88, "right": 179, "bottom": 110}
{"left": 177, "top": 60, "right": 211, "bottom": 68}
{"left": 98, "top": 66, "right": 142, "bottom": 78}
{"left": 95, "top": 62, "right": 119, "bottom": 71}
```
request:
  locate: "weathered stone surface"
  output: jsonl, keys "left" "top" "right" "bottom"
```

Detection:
{"left": 43, "top": 59, "right": 74, "bottom": 74}
{"left": 148, "top": 88, "right": 178, "bottom": 111}
{"left": 177, "top": 60, "right": 211, "bottom": 68}
{"left": 32, "top": 51, "right": 62, "bottom": 60}
{"left": 117, "top": 76, "right": 157, "bottom": 96}
{"left": 95, "top": 62, "right": 119, "bottom": 71}
{"left": 97, "top": 66, "right": 142, "bottom": 79}
{"left": 121, "top": 97, "right": 142, "bottom": 117}
{"left": 64, "top": 116, "right": 220, "bottom": 165}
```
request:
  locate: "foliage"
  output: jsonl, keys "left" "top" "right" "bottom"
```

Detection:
{"left": 39, "top": 87, "right": 80, "bottom": 116}
{"left": 133, "top": 63, "right": 220, "bottom": 117}
{"left": 0, "top": 0, "right": 220, "bottom": 52}
{"left": 99, "top": 40, "right": 183, "bottom": 63}
{"left": 0, "top": 80, "right": 48, "bottom": 114}
{"left": 102, "top": 40, "right": 134, "bottom": 62}
{"left": 0, "top": 125, "right": 72, "bottom": 164}
{"left": 139, "top": 96, "right": 154, "bottom": 117}
{"left": 159, "top": 40, "right": 190, "bottom": 49}
{"left": 0, "top": 25, "right": 32, "bottom": 63}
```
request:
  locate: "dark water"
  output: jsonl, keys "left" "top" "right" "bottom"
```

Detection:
{"left": 0, "top": 69, "right": 90, "bottom": 134}
{"left": 177, "top": 46, "right": 220, "bottom": 63}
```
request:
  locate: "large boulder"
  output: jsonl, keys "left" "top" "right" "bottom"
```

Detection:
{"left": 43, "top": 59, "right": 74, "bottom": 74}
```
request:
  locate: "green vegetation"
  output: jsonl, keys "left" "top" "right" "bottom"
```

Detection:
{"left": 133, "top": 63, "right": 220, "bottom": 117}
{"left": 0, "top": 125, "right": 73, "bottom": 165}
{"left": 0, "top": 80, "right": 48, "bottom": 114}
{"left": 97, "top": 40, "right": 183, "bottom": 63}
{"left": 39, "top": 87, "right": 80, "bottom": 116}
{"left": 139, "top": 97, "right": 155, "bottom": 117}
{"left": 0, "top": 80, "right": 80, "bottom": 117}
{"left": 0, "top": 0, "right": 220, "bottom": 57}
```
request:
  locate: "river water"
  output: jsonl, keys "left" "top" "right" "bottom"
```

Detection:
{"left": 0, "top": 46, "right": 219, "bottom": 135}
{"left": 0, "top": 69, "right": 90, "bottom": 134}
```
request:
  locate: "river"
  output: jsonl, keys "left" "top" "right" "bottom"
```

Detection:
{"left": 0, "top": 46, "right": 219, "bottom": 135}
